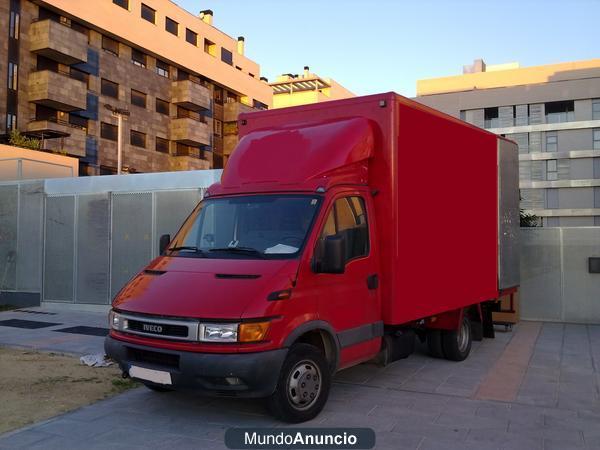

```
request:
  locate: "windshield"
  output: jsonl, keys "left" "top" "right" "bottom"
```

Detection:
{"left": 167, "top": 195, "right": 322, "bottom": 259}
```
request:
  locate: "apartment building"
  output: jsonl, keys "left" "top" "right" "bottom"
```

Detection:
{"left": 270, "top": 66, "right": 354, "bottom": 109}
{"left": 1, "top": 0, "right": 272, "bottom": 174}
{"left": 416, "top": 58, "right": 600, "bottom": 226}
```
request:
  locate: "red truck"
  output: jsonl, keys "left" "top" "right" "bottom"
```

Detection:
{"left": 105, "top": 92, "right": 519, "bottom": 422}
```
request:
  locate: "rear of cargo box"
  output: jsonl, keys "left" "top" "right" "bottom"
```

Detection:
{"left": 381, "top": 95, "right": 506, "bottom": 325}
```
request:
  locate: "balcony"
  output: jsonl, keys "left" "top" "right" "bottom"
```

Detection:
{"left": 28, "top": 70, "right": 87, "bottom": 112}
{"left": 26, "top": 118, "right": 86, "bottom": 157}
{"left": 223, "top": 101, "right": 254, "bottom": 122}
{"left": 170, "top": 155, "right": 211, "bottom": 171}
{"left": 169, "top": 117, "right": 210, "bottom": 146}
{"left": 29, "top": 19, "right": 87, "bottom": 65}
{"left": 171, "top": 80, "right": 211, "bottom": 112}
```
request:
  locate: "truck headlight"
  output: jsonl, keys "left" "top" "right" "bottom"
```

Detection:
{"left": 199, "top": 323, "right": 238, "bottom": 342}
{"left": 109, "top": 310, "right": 125, "bottom": 331}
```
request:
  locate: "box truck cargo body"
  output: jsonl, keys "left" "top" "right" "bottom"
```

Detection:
{"left": 105, "top": 93, "right": 519, "bottom": 422}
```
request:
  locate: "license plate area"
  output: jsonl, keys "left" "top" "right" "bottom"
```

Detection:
{"left": 129, "top": 365, "right": 172, "bottom": 385}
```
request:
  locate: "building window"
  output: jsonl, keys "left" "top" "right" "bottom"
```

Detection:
{"left": 175, "top": 143, "right": 202, "bottom": 158}
{"left": 155, "top": 137, "right": 169, "bottom": 153}
{"left": 140, "top": 3, "right": 155, "bottom": 23}
{"left": 545, "top": 100, "right": 574, "bottom": 123}
{"left": 484, "top": 107, "right": 499, "bottom": 128}
{"left": 155, "top": 98, "right": 170, "bottom": 115}
{"left": 165, "top": 17, "right": 178, "bottom": 35}
{"left": 204, "top": 38, "right": 216, "bottom": 56}
{"left": 594, "top": 129, "right": 600, "bottom": 150}
{"left": 253, "top": 100, "right": 268, "bottom": 110}
{"left": 70, "top": 67, "right": 89, "bottom": 88}
{"left": 546, "top": 132, "right": 558, "bottom": 152}
{"left": 101, "top": 79, "right": 119, "bottom": 99}
{"left": 36, "top": 55, "right": 58, "bottom": 72}
{"left": 6, "top": 113, "right": 17, "bottom": 130}
{"left": 221, "top": 48, "right": 233, "bottom": 66}
{"left": 213, "top": 86, "right": 223, "bottom": 105}
{"left": 113, "top": 0, "right": 129, "bottom": 9}
{"left": 186, "top": 28, "right": 197, "bottom": 46}
{"left": 156, "top": 59, "right": 169, "bottom": 78}
{"left": 9, "top": 11, "right": 20, "bottom": 39}
{"left": 177, "top": 69, "right": 190, "bottom": 81}
{"left": 131, "top": 89, "right": 147, "bottom": 108}
{"left": 177, "top": 106, "right": 203, "bottom": 122}
{"left": 214, "top": 119, "right": 222, "bottom": 137}
{"left": 546, "top": 159, "right": 558, "bottom": 181}
{"left": 35, "top": 104, "right": 57, "bottom": 121}
{"left": 130, "top": 130, "right": 146, "bottom": 148}
{"left": 38, "top": 7, "right": 59, "bottom": 22}
{"left": 225, "top": 91, "right": 238, "bottom": 104}
{"left": 102, "top": 35, "right": 119, "bottom": 56}
{"left": 593, "top": 99, "right": 600, "bottom": 121}
{"left": 69, "top": 113, "right": 88, "bottom": 130}
{"left": 131, "top": 49, "right": 147, "bottom": 68}
{"left": 101, "top": 122, "right": 118, "bottom": 141}
{"left": 7, "top": 63, "right": 18, "bottom": 90}
{"left": 70, "top": 20, "right": 89, "bottom": 37}
{"left": 7, "top": 63, "right": 19, "bottom": 93}
{"left": 546, "top": 188, "right": 559, "bottom": 209}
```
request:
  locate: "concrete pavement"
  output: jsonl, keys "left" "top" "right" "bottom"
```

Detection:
{"left": 0, "top": 306, "right": 599, "bottom": 449}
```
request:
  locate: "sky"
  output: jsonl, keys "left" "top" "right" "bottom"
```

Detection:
{"left": 174, "top": 0, "right": 600, "bottom": 97}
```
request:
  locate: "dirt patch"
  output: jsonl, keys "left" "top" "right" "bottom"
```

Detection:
{"left": 0, "top": 347, "right": 138, "bottom": 434}
{"left": 0, "top": 305, "right": 17, "bottom": 312}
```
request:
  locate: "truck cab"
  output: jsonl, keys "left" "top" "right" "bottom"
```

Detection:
{"left": 106, "top": 116, "right": 384, "bottom": 422}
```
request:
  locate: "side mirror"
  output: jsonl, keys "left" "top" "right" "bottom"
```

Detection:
{"left": 314, "top": 235, "right": 346, "bottom": 274}
{"left": 159, "top": 234, "right": 171, "bottom": 255}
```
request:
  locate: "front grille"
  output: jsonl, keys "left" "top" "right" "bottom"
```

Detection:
{"left": 127, "top": 347, "right": 180, "bottom": 369}
{"left": 127, "top": 319, "right": 189, "bottom": 337}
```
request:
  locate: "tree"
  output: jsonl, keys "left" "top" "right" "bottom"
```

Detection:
{"left": 519, "top": 193, "right": 539, "bottom": 227}
{"left": 8, "top": 130, "right": 41, "bottom": 150}
{"left": 520, "top": 208, "right": 538, "bottom": 227}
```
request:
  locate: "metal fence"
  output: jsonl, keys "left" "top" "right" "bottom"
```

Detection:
{"left": 0, "top": 170, "right": 220, "bottom": 306}
{"left": 520, "top": 227, "right": 600, "bottom": 323}
{"left": 1, "top": 172, "right": 599, "bottom": 321}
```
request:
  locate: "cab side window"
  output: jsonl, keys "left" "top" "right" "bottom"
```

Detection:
{"left": 318, "top": 196, "right": 369, "bottom": 261}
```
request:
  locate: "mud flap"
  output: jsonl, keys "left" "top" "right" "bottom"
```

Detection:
{"left": 482, "top": 304, "right": 495, "bottom": 339}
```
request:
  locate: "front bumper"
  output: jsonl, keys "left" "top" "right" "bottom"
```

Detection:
{"left": 105, "top": 336, "right": 287, "bottom": 398}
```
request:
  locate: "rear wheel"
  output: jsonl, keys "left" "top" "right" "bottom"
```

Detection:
{"left": 267, "top": 343, "right": 331, "bottom": 423}
{"left": 441, "top": 315, "right": 472, "bottom": 361}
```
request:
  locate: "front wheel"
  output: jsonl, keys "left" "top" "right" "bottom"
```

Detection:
{"left": 267, "top": 343, "right": 331, "bottom": 423}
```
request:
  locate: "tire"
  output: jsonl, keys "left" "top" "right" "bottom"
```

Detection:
{"left": 143, "top": 382, "right": 173, "bottom": 392}
{"left": 267, "top": 343, "right": 331, "bottom": 423}
{"left": 441, "top": 315, "right": 472, "bottom": 361}
{"left": 427, "top": 329, "right": 444, "bottom": 358}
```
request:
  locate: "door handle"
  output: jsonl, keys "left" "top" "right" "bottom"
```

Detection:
{"left": 367, "top": 274, "right": 379, "bottom": 290}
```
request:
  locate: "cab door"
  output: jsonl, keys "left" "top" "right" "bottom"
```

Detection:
{"left": 312, "top": 192, "right": 381, "bottom": 368}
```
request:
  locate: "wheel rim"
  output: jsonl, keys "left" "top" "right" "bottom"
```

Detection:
{"left": 457, "top": 319, "right": 470, "bottom": 353}
{"left": 286, "top": 359, "right": 322, "bottom": 411}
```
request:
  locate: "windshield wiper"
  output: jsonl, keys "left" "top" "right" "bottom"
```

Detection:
{"left": 168, "top": 246, "right": 206, "bottom": 256}
{"left": 208, "top": 246, "right": 265, "bottom": 259}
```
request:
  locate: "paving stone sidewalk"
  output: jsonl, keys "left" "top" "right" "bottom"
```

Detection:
{"left": 1, "top": 307, "right": 599, "bottom": 449}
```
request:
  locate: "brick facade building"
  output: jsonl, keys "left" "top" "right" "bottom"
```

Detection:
{"left": 1, "top": 0, "right": 272, "bottom": 175}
